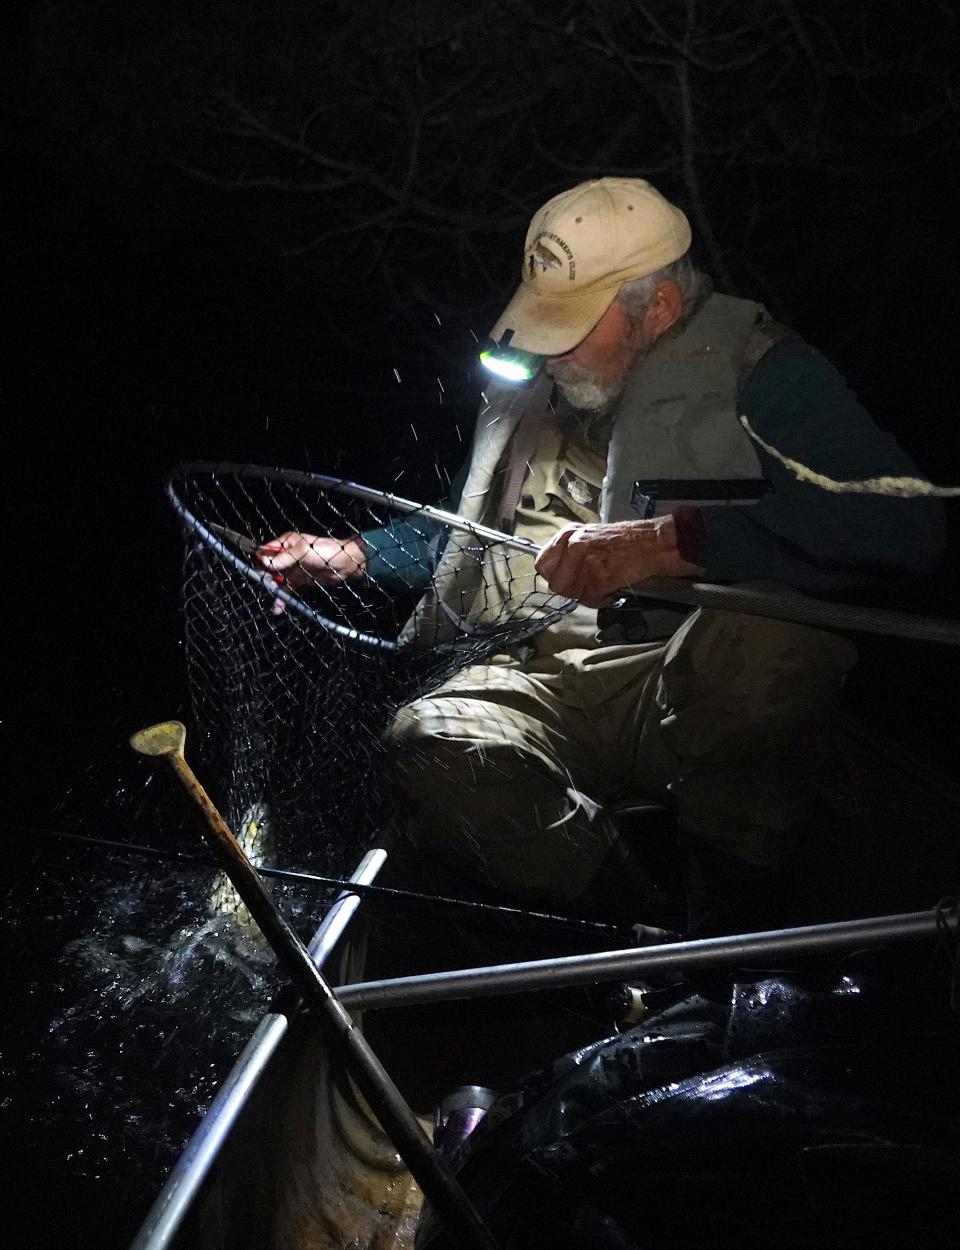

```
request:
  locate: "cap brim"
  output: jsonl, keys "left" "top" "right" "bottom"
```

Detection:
{"left": 488, "top": 283, "right": 618, "bottom": 357}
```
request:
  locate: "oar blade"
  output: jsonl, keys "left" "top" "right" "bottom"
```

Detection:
{"left": 130, "top": 720, "right": 187, "bottom": 758}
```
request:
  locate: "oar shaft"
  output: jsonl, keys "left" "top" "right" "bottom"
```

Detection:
{"left": 162, "top": 751, "right": 500, "bottom": 1250}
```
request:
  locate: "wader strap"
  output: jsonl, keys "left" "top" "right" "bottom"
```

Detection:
{"left": 496, "top": 374, "right": 554, "bottom": 533}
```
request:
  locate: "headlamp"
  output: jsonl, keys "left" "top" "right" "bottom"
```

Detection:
{"left": 478, "top": 329, "right": 544, "bottom": 384}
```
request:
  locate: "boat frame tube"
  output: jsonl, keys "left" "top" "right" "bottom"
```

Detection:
{"left": 335, "top": 905, "right": 959, "bottom": 1013}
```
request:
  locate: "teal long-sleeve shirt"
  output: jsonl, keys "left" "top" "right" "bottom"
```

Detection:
{"left": 360, "top": 464, "right": 467, "bottom": 593}
{"left": 698, "top": 339, "right": 945, "bottom": 590}
{"left": 361, "top": 340, "right": 945, "bottom": 596}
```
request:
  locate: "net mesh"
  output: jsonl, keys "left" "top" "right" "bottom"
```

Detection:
{"left": 171, "top": 462, "right": 572, "bottom": 872}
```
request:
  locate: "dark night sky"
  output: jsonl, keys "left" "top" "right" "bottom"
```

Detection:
{"left": 4, "top": 4, "right": 960, "bottom": 1247}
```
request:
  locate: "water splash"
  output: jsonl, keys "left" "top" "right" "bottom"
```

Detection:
{"left": 16, "top": 815, "right": 334, "bottom": 1214}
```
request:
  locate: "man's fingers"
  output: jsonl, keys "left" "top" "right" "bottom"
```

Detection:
{"left": 257, "top": 537, "right": 306, "bottom": 573}
{"left": 257, "top": 546, "right": 289, "bottom": 569}
{"left": 577, "top": 585, "right": 617, "bottom": 609}
{"left": 572, "top": 557, "right": 623, "bottom": 606}
{"left": 542, "top": 551, "right": 620, "bottom": 605}
{"left": 537, "top": 526, "right": 596, "bottom": 597}
{"left": 534, "top": 524, "right": 579, "bottom": 580}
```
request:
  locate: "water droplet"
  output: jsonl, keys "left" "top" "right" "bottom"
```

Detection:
{"left": 392, "top": 368, "right": 402, "bottom": 383}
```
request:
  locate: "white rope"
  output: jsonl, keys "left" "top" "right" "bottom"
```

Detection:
{"left": 739, "top": 415, "right": 960, "bottom": 498}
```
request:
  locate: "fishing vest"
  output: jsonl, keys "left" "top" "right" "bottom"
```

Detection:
{"left": 601, "top": 292, "right": 781, "bottom": 523}
{"left": 401, "top": 293, "right": 788, "bottom": 647}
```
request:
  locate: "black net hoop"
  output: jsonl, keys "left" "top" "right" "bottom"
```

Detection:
{"left": 167, "top": 462, "right": 573, "bottom": 869}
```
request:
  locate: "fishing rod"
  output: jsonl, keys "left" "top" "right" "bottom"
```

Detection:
{"left": 3, "top": 820, "right": 661, "bottom": 944}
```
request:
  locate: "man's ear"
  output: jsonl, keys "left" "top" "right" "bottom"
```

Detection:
{"left": 644, "top": 280, "right": 683, "bottom": 341}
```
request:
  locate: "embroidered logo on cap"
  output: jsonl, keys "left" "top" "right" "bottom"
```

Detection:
{"left": 527, "top": 243, "right": 562, "bottom": 276}
{"left": 526, "top": 232, "right": 576, "bottom": 280}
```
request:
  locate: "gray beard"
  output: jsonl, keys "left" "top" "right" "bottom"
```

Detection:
{"left": 550, "top": 363, "right": 625, "bottom": 412}
{"left": 555, "top": 394, "right": 618, "bottom": 454}
{"left": 548, "top": 362, "right": 630, "bottom": 453}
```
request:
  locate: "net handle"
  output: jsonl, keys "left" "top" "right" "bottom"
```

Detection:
{"left": 168, "top": 462, "right": 541, "bottom": 555}
{"left": 167, "top": 463, "right": 960, "bottom": 648}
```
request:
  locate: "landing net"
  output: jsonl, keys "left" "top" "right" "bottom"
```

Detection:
{"left": 168, "top": 462, "right": 573, "bottom": 872}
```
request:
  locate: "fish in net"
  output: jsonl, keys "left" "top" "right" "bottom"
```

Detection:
{"left": 168, "top": 462, "right": 575, "bottom": 875}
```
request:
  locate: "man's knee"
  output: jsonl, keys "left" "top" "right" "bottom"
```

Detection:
{"left": 383, "top": 694, "right": 612, "bottom": 902}
{"left": 384, "top": 697, "right": 433, "bottom": 753}
{"left": 387, "top": 690, "right": 535, "bottom": 753}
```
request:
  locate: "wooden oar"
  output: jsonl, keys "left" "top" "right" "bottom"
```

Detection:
{"left": 130, "top": 719, "right": 500, "bottom": 1250}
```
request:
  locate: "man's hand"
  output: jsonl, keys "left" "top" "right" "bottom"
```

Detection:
{"left": 256, "top": 533, "right": 366, "bottom": 613}
{"left": 534, "top": 516, "right": 703, "bottom": 608}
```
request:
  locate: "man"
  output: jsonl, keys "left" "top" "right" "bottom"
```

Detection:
{"left": 260, "top": 178, "right": 944, "bottom": 933}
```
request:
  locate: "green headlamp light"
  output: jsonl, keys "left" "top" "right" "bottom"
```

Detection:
{"left": 478, "top": 329, "right": 544, "bottom": 384}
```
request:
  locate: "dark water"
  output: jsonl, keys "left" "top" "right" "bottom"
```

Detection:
{"left": 1, "top": 743, "right": 339, "bottom": 1250}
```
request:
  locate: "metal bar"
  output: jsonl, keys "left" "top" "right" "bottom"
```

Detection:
{"left": 169, "top": 462, "right": 542, "bottom": 554}
{"left": 336, "top": 907, "right": 959, "bottom": 1013}
{"left": 628, "top": 579, "right": 960, "bottom": 648}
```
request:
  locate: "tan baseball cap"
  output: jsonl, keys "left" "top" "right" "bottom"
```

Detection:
{"left": 488, "top": 177, "right": 691, "bottom": 356}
